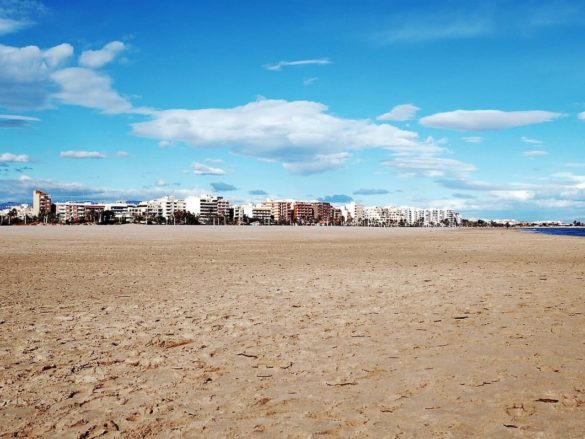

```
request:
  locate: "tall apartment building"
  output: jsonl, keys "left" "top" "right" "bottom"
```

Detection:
{"left": 32, "top": 190, "right": 51, "bottom": 217}
{"left": 158, "top": 196, "right": 186, "bottom": 219}
{"left": 312, "top": 202, "right": 332, "bottom": 223}
{"left": 242, "top": 204, "right": 272, "bottom": 224}
{"left": 217, "top": 198, "right": 230, "bottom": 217}
{"left": 262, "top": 200, "right": 292, "bottom": 223}
{"left": 293, "top": 201, "right": 314, "bottom": 224}
{"left": 345, "top": 202, "right": 364, "bottom": 224}
{"left": 186, "top": 195, "right": 227, "bottom": 223}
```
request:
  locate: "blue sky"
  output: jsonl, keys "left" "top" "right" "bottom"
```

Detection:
{"left": 1, "top": 0, "right": 584, "bottom": 221}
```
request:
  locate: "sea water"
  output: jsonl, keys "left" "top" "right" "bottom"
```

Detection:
{"left": 524, "top": 227, "right": 585, "bottom": 237}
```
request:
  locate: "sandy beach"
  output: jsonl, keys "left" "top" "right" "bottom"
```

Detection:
{"left": 0, "top": 226, "right": 584, "bottom": 438}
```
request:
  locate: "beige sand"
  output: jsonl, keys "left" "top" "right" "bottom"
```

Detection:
{"left": 0, "top": 226, "right": 584, "bottom": 438}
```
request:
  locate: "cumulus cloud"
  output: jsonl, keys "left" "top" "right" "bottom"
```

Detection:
{"left": 0, "top": 42, "right": 73, "bottom": 110}
{"left": 264, "top": 58, "right": 331, "bottom": 71}
{"left": 420, "top": 109, "right": 561, "bottom": 131}
{"left": 79, "top": 41, "right": 125, "bottom": 69}
{"left": 0, "top": 152, "right": 29, "bottom": 162}
{"left": 60, "top": 150, "right": 106, "bottom": 159}
{"left": 0, "top": 114, "right": 39, "bottom": 128}
{"left": 0, "top": 39, "right": 143, "bottom": 114}
{"left": 51, "top": 67, "right": 138, "bottom": 114}
{"left": 377, "top": 104, "right": 420, "bottom": 121}
{"left": 191, "top": 162, "right": 226, "bottom": 175}
{"left": 353, "top": 188, "right": 390, "bottom": 195}
{"left": 490, "top": 190, "right": 535, "bottom": 202}
{"left": 132, "top": 99, "right": 435, "bottom": 175}
{"left": 210, "top": 182, "right": 237, "bottom": 192}
{"left": 523, "top": 150, "right": 548, "bottom": 157}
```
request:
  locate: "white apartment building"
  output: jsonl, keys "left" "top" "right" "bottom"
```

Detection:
{"left": 344, "top": 202, "right": 364, "bottom": 224}
{"left": 158, "top": 196, "right": 186, "bottom": 219}
{"left": 186, "top": 194, "right": 228, "bottom": 222}
{"left": 242, "top": 204, "right": 272, "bottom": 224}
{"left": 104, "top": 202, "right": 136, "bottom": 220}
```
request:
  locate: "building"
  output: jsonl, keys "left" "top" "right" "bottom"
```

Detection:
{"left": 103, "top": 202, "right": 134, "bottom": 221}
{"left": 186, "top": 194, "right": 227, "bottom": 223}
{"left": 312, "top": 202, "right": 332, "bottom": 224}
{"left": 217, "top": 198, "right": 230, "bottom": 217}
{"left": 243, "top": 204, "right": 272, "bottom": 224}
{"left": 55, "top": 202, "right": 105, "bottom": 222}
{"left": 262, "top": 200, "right": 292, "bottom": 223}
{"left": 345, "top": 202, "right": 364, "bottom": 225}
{"left": 32, "top": 190, "right": 51, "bottom": 217}
{"left": 293, "top": 201, "right": 314, "bottom": 224}
{"left": 158, "top": 196, "right": 186, "bottom": 219}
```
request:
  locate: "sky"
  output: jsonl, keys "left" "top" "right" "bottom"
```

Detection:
{"left": 1, "top": 0, "right": 584, "bottom": 221}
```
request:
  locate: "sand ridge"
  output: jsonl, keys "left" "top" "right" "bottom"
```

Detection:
{"left": 0, "top": 226, "right": 584, "bottom": 437}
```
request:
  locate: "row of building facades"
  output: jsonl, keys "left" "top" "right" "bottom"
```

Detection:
{"left": 1, "top": 190, "right": 461, "bottom": 226}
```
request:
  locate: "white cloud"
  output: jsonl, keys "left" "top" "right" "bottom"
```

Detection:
{"left": 461, "top": 136, "right": 484, "bottom": 144}
{"left": 420, "top": 109, "right": 561, "bottom": 131}
{"left": 60, "top": 150, "right": 107, "bottom": 159}
{"left": 283, "top": 152, "right": 350, "bottom": 175}
{"left": 0, "top": 40, "right": 142, "bottom": 114}
{"left": 0, "top": 42, "right": 73, "bottom": 110}
{"left": 264, "top": 58, "right": 331, "bottom": 71}
{"left": 116, "top": 150, "right": 129, "bottom": 157}
{"left": 382, "top": 155, "right": 476, "bottom": 178}
{"left": 372, "top": 11, "right": 491, "bottom": 44}
{"left": 132, "top": 99, "right": 433, "bottom": 174}
{"left": 158, "top": 140, "right": 173, "bottom": 148}
{"left": 0, "top": 175, "right": 205, "bottom": 202}
{"left": 0, "top": 152, "right": 29, "bottom": 162}
{"left": 42, "top": 43, "right": 74, "bottom": 69}
{"left": 523, "top": 150, "right": 548, "bottom": 157}
{"left": 191, "top": 162, "right": 226, "bottom": 175}
{"left": 303, "top": 77, "right": 318, "bottom": 86}
{"left": 490, "top": 190, "right": 535, "bottom": 201}
{"left": 205, "top": 158, "right": 223, "bottom": 164}
{"left": 51, "top": 67, "right": 139, "bottom": 114}
{"left": 0, "top": 0, "right": 46, "bottom": 35}
{"left": 377, "top": 103, "right": 420, "bottom": 121}
{"left": 521, "top": 136, "right": 543, "bottom": 145}
{"left": 79, "top": 41, "right": 125, "bottom": 69}
{"left": 0, "top": 17, "right": 30, "bottom": 34}
{"left": 0, "top": 114, "right": 40, "bottom": 127}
